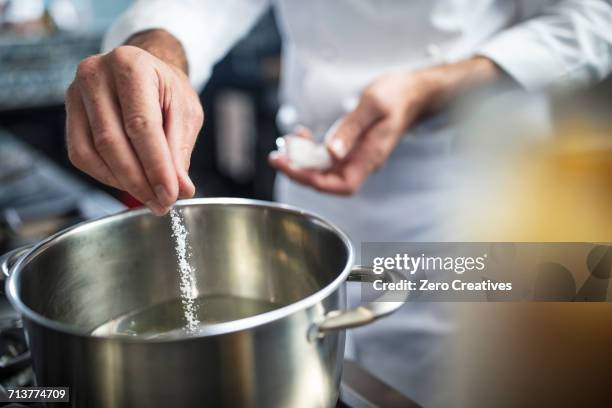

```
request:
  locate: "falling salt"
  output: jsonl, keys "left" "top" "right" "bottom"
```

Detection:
{"left": 169, "top": 207, "right": 200, "bottom": 333}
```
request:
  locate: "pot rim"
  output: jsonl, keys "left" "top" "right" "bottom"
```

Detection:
{"left": 5, "top": 198, "right": 354, "bottom": 343}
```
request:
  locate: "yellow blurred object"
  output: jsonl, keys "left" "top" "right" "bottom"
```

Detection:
{"left": 453, "top": 118, "right": 612, "bottom": 407}
{"left": 456, "top": 302, "right": 612, "bottom": 407}
{"left": 475, "top": 122, "right": 612, "bottom": 241}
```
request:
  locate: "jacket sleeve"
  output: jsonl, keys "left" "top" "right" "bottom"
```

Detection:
{"left": 102, "top": 0, "right": 270, "bottom": 90}
{"left": 478, "top": 0, "right": 612, "bottom": 90}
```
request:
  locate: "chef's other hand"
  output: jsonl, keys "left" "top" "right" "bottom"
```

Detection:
{"left": 65, "top": 30, "right": 203, "bottom": 215}
{"left": 270, "top": 57, "right": 502, "bottom": 195}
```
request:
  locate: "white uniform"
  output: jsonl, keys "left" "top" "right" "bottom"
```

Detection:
{"left": 104, "top": 1, "right": 612, "bottom": 406}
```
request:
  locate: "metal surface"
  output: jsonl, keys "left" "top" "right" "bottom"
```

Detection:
{"left": 0, "top": 246, "right": 32, "bottom": 279}
{"left": 1, "top": 198, "right": 404, "bottom": 407}
{"left": 316, "top": 266, "right": 407, "bottom": 335}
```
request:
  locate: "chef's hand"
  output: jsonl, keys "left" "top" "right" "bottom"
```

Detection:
{"left": 270, "top": 56, "right": 502, "bottom": 195}
{"left": 65, "top": 29, "right": 203, "bottom": 215}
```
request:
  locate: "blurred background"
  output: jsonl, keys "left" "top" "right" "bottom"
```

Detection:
{"left": 0, "top": 0, "right": 282, "bottom": 253}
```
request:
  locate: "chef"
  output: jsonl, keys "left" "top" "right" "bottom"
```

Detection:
{"left": 64, "top": 0, "right": 612, "bottom": 405}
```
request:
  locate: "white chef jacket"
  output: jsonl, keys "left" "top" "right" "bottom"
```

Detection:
{"left": 104, "top": 1, "right": 612, "bottom": 406}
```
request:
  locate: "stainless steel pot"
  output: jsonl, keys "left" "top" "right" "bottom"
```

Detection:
{"left": 0, "top": 198, "right": 406, "bottom": 408}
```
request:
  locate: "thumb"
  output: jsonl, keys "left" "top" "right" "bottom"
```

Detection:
{"left": 165, "top": 113, "right": 198, "bottom": 199}
{"left": 325, "top": 95, "right": 382, "bottom": 160}
{"left": 171, "top": 142, "right": 196, "bottom": 199}
{"left": 176, "top": 165, "right": 196, "bottom": 199}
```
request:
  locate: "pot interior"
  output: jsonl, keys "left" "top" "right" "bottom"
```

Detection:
{"left": 13, "top": 201, "right": 350, "bottom": 338}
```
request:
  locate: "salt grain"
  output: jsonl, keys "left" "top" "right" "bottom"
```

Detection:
{"left": 169, "top": 207, "right": 200, "bottom": 333}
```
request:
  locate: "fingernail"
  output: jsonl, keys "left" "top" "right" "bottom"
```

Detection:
{"left": 186, "top": 176, "right": 196, "bottom": 196}
{"left": 154, "top": 184, "right": 170, "bottom": 206}
{"left": 146, "top": 201, "right": 166, "bottom": 216}
{"left": 328, "top": 139, "right": 346, "bottom": 159}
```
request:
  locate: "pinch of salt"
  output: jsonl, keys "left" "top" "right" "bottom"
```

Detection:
{"left": 169, "top": 208, "right": 200, "bottom": 333}
{"left": 279, "top": 135, "right": 332, "bottom": 170}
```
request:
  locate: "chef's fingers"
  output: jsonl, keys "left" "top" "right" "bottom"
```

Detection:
{"left": 110, "top": 51, "right": 179, "bottom": 208}
{"left": 269, "top": 116, "right": 397, "bottom": 194}
{"left": 325, "top": 93, "right": 383, "bottom": 160}
{"left": 170, "top": 133, "right": 197, "bottom": 199}
{"left": 268, "top": 152, "right": 323, "bottom": 187}
{"left": 310, "top": 171, "right": 364, "bottom": 195}
{"left": 75, "top": 57, "right": 166, "bottom": 215}
{"left": 269, "top": 151, "right": 363, "bottom": 195}
{"left": 296, "top": 156, "right": 371, "bottom": 196}
{"left": 293, "top": 126, "right": 314, "bottom": 139}
{"left": 163, "top": 98, "right": 201, "bottom": 199}
{"left": 353, "top": 118, "right": 401, "bottom": 169}
{"left": 323, "top": 119, "right": 402, "bottom": 192}
{"left": 65, "top": 85, "right": 122, "bottom": 190}
{"left": 308, "top": 119, "right": 402, "bottom": 195}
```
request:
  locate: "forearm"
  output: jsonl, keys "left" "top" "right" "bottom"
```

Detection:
{"left": 126, "top": 29, "right": 188, "bottom": 75}
{"left": 419, "top": 56, "right": 506, "bottom": 112}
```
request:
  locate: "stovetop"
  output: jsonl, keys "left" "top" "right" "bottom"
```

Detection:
{"left": 0, "top": 130, "right": 125, "bottom": 253}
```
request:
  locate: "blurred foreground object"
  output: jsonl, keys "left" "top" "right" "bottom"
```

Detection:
{"left": 451, "top": 83, "right": 612, "bottom": 407}
{"left": 470, "top": 128, "right": 612, "bottom": 241}
{"left": 453, "top": 84, "right": 612, "bottom": 242}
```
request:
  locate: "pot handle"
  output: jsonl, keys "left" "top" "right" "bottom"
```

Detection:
{"left": 0, "top": 245, "right": 34, "bottom": 279}
{"left": 314, "top": 265, "right": 408, "bottom": 337}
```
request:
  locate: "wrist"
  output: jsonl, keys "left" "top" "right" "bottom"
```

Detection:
{"left": 126, "top": 29, "right": 189, "bottom": 75}
{"left": 417, "top": 56, "right": 503, "bottom": 111}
